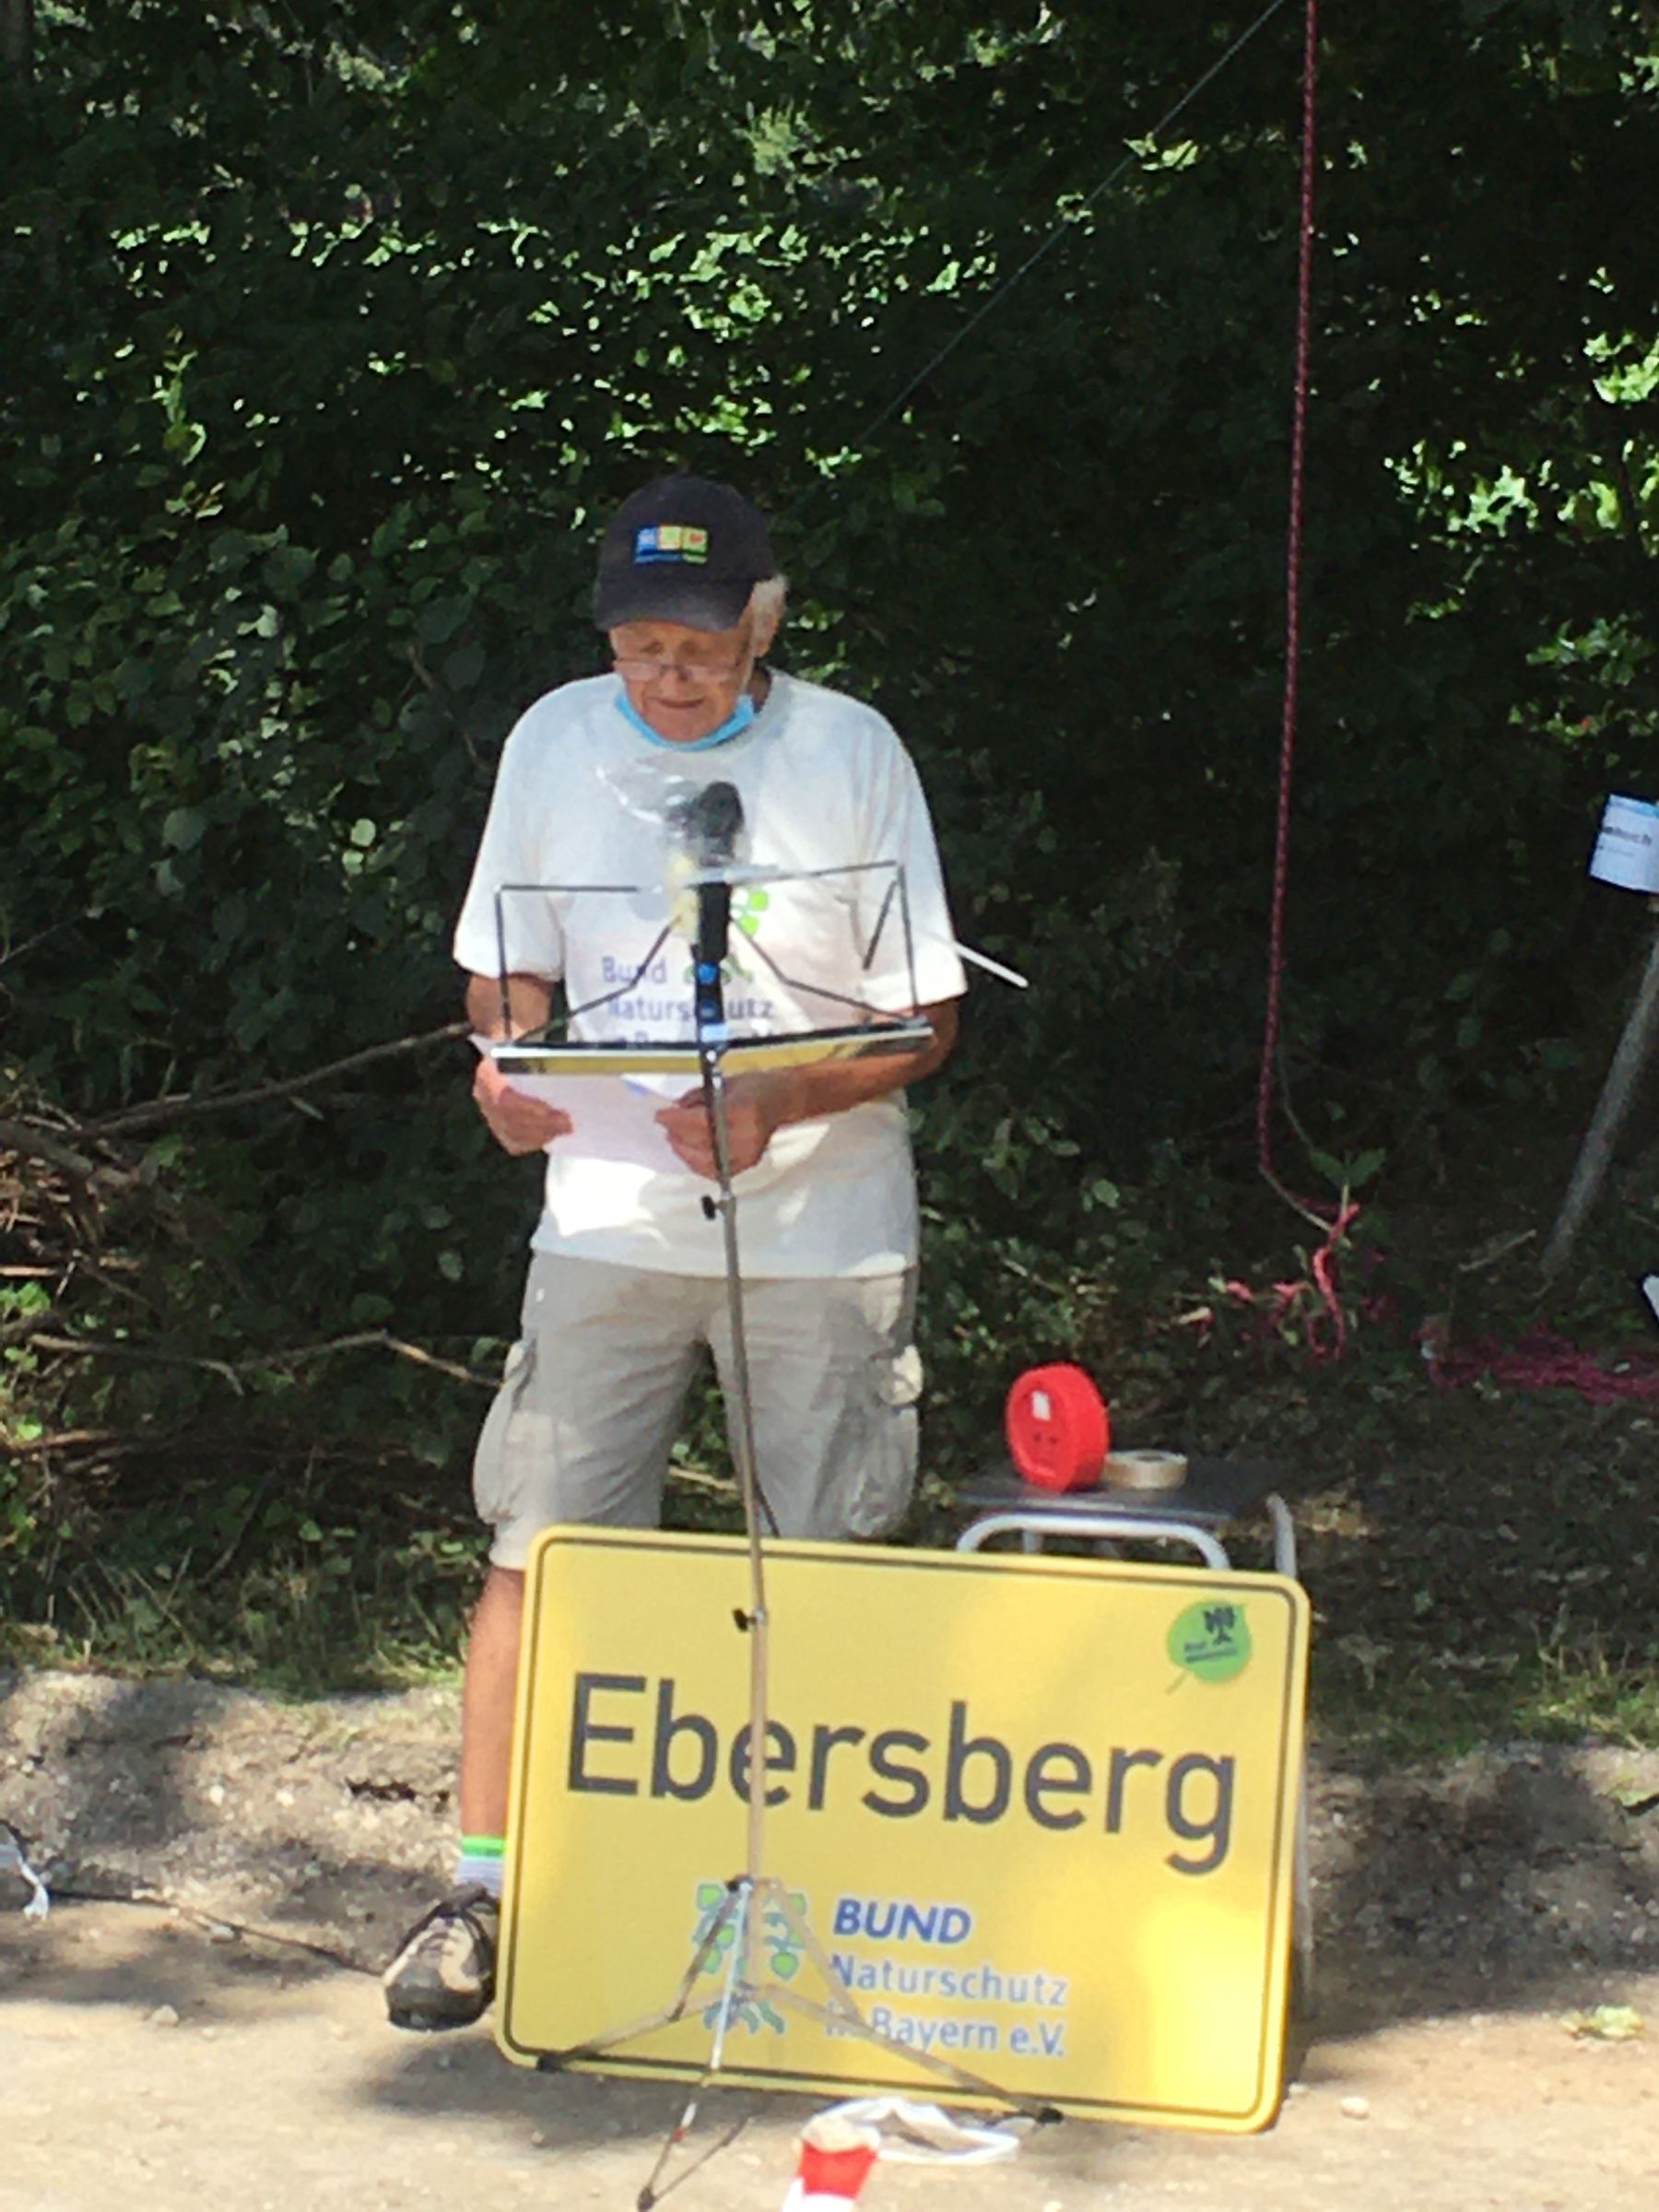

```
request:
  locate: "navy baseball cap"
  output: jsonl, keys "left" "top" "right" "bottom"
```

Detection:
{"left": 594, "top": 474, "right": 777, "bottom": 632}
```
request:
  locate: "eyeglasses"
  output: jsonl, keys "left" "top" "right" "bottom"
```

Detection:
{"left": 611, "top": 646, "right": 751, "bottom": 686}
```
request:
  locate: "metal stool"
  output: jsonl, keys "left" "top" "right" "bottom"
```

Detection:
{"left": 954, "top": 1456, "right": 1297, "bottom": 1576}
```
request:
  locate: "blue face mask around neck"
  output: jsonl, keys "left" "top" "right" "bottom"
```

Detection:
{"left": 614, "top": 687, "right": 757, "bottom": 751}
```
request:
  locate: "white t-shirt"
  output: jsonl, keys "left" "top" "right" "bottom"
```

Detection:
{"left": 453, "top": 671, "right": 967, "bottom": 1277}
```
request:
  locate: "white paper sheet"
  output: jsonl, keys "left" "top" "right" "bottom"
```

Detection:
{"left": 479, "top": 1041, "right": 696, "bottom": 1170}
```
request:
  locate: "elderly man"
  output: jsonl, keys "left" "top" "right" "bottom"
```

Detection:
{"left": 382, "top": 473, "right": 965, "bottom": 2030}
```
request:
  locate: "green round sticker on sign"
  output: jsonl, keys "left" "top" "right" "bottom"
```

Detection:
{"left": 1168, "top": 1599, "right": 1253, "bottom": 1683}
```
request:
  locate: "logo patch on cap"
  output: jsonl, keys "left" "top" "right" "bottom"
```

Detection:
{"left": 634, "top": 524, "right": 709, "bottom": 565}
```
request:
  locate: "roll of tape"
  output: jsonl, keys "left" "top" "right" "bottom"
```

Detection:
{"left": 1101, "top": 1449, "right": 1189, "bottom": 1492}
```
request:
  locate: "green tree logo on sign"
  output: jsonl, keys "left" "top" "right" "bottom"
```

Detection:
{"left": 689, "top": 1880, "right": 799, "bottom": 2033}
{"left": 1168, "top": 1602, "right": 1253, "bottom": 1685}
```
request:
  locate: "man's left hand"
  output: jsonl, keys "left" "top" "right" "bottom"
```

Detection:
{"left": 655, "top": 1074, "right": 797, "bottom": 1179}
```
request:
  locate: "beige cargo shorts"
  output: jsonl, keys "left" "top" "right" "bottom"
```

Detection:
{"left": 473, "top": 1252, "right": 922, "bottom": 1568}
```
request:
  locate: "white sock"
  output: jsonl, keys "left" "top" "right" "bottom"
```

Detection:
{"left": 455, "top": 1837, "right": 505, "bottom": 1899}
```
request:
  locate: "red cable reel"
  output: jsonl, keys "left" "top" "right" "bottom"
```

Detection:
{"left": 1003, "top": 1363, "right": 1110, "bottom": 1491}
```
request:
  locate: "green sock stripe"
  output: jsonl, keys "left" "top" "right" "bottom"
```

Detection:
{"left": 460, "top": 1835, "right": 506, "bottom": 1858}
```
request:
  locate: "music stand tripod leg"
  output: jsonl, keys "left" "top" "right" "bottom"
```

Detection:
{"left": 539, "top": 1875, "right": 749, "bottom": 2067}
{"left": 634, "top": 1879, "right": 755, "bottom": 2212}
{"left": 749, "top": 1877, "right": 1056, "bottom": 2113}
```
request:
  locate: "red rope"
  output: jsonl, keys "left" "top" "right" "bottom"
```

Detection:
{"left": 1236, "top": 0, "right": 1357, "bottom": 1358}
{"left": 1422, "top": 1327, "right": 1659, "bottom": 1405}
{"left": 1255, "top": 0, "right": 1322, "bottom": 1187}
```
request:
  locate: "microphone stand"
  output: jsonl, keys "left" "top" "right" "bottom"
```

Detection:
{"left": 542, "top": 865, "right": 1040, "bottom": 2206}
{"left": 690, "top": 871, "right": 775, "bottom": 1989}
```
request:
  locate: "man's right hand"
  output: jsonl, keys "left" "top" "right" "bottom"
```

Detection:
{"left": 473, "top": 1054, "right": 573, "bottom": 1156}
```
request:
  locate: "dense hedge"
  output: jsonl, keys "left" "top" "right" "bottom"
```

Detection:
{"left": 2, "top": 3, "right": 1655, "bottom": 1601}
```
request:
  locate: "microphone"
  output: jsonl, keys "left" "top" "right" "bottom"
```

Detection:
{"left": 671, "top": 781, "right": 744, "bottom": 1033}
{"left": 676, "top": 779, "right": 743, "bottom": 870}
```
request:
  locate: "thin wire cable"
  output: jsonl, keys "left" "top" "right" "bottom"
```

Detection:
{"left": 1255, "top": 0, "right": 1321, "bottom": 1194}
{"left": 843, "top": 0, "right": 1295, "bottom": 464}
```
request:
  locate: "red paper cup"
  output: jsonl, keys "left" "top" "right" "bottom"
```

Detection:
{"left": 797, "top": 2136, "right": 878, "bottom": 2201}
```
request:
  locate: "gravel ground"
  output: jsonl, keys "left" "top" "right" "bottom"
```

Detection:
{"left": 4, "top": 1669, "right": 1658, "bottom": 2211}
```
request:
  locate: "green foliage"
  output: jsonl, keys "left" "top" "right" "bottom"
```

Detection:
{"left": 2, "top": 1, "right": 1658, "bottom": 1709}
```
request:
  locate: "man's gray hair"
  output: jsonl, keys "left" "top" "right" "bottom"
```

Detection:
{"left": 748, "top": 573, "right": 788, "bottom": 629}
